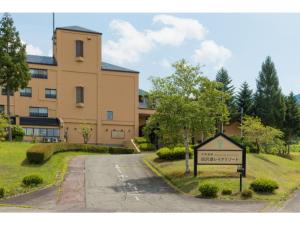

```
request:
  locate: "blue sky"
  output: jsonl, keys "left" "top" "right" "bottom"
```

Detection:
{"left": 5, "top": 13, "right": 300, "bottom": 95}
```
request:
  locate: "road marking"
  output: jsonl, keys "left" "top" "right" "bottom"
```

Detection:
{"left": 115, "top": 164, "right": 122, "bottom": 174}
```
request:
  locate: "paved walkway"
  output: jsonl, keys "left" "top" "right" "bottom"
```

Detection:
{"left": 1, "top": 153, "right": 299, "bottom": 212}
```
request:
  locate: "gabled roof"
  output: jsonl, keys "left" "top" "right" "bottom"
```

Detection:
{"left": 27, "top": 55, "right": 57, "bottom": 66}
{"left": 56, "top": 26, "right": 102, "bottom": 35}
{"left": 194, "top": 132, "right": 245, "bottom": 150}
{"left": 26, "top": 55, "right": 138, "bottom": 73}
{"left": 101, "top": 62, "right": 139, "bottom": 73}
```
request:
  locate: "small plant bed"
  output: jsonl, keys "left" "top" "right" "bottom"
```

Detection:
{"left": 134, "top": 137, "right": 155, "bottom": 151}
{"left": 143, "top": 152, "right": 300, "bottom": 202}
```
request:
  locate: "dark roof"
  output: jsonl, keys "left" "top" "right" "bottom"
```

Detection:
{"left": 20, "top": 117, "right": 60, "bottom": 127}
{"left": 194, "top": 132, "right": 245, "bottom": 150}
{"left": 56, "top": 26, "right": 102, "bottom": 35}
{"left": 27, "top": 55, "right": 56, "bottom": 66}
{"left": 101, "top": 62, "right": 139, "bottom": 73}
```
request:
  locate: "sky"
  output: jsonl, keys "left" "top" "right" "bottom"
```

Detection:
{"left": 4, "top": 13, "right": 300, "bottom": 95}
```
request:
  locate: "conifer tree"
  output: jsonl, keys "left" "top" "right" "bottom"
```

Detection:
{"left": 254, "top": 56, "right": 285, "bottom": 128}
{"left": 236, "top": 82, "right": 254, "bottom": 117}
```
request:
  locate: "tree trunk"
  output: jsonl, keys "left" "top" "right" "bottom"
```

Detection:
{"left": 6, "top": 90, "right": 12, "bottom": 142}
{"left": 184, "top": 129, "right": 190, "bottom": 176}
{"left": 255, "top": 138, "right": 260, "bottom": 153}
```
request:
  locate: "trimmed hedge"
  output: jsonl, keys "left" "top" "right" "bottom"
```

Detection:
{"left": 139, "top": 143, "right": 156, "bottom": 151}
{"left": 198, "top": 183, "right": 219, "bottom": 198}
{"left": 250, "top": 178, "right": 279, "bottom": 193}
{"left": 22, "top": 175, "right": 43, "bottom": 186}
{"left": 0, "top": 187, "right": 4, "bottom": 198}
{"left": 241, "top": 189, "right": 253, "bottom": 199}
{"left": 221, "top": 189, "right": 232, "bottom": 195}
{"left": 27, "top": 143, "right": 134, "bottom": 164}
{"left": 156, "top": 146, "right": 193, "bottom": 160}
{"left": 134, "top": 137, "right": 148, "bottom": 144}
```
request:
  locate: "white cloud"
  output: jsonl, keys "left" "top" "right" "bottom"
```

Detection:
{"left": 192, "top": 40, "right": 232, "bottom": 69}
{"left": 147, "top": 14, "right": 207, "bottom": 46}
{"left": 21, "top": 40, "right": 43, "bottom": 55}
{"left": 103, "top": 20, "right": 153, "bottom": 64}
{"left": 159, "top": 58, "right": 172, "bottom": 68}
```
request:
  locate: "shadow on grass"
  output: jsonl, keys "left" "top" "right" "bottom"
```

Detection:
{"left": 252, "top": 154, "right": 279, "bottom": 166}
{"left": 21, "top": 158, "right": 46, "bottom": 168}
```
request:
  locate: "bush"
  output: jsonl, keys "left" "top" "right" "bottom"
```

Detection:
{"left": 27, "top": 143, "right": 133, "bottom": 164}
{"left": 198, "top": 183, "right": 219, "bottom": 198}
{"left": 0, "top": 187, "right": 4, "bottom": 198}
{"left": 22, "top": 175, "right": 43, "bottom": 186}
{"left": 221, "top": 189, "right": 232, "bottom": 195}
{"left": 250, "top": 178, "right": 279, "bottom": 193}
{"left": 10, "top": 125, "right": 25, "bottom": 141}
{"left": 108, "top": 147, "right": 134, "bottom": 154}
{"left": 139, "top": 143, "right": 156, "bottom": 151}
{"left": 241, "top": 189, "right": 253, "bottom": 199}
{"left": 134, "top": 136, "right": 148, "bottom": 144}
{"left": 156, "top": 146, "right": 193, "bottom": 160}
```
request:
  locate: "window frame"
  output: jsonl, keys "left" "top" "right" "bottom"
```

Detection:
{"left": 20, "top": 87, "right": 32, "bottom": 97}
{"left": 45, "top": 88, "right": 57, "bottom": 99}
{"left": 75, "top": 40, "right": 84, "bottom": 57}
{"left": 76, "top": 86, "right": 84, "bottom": 104}
{"left": 30, "top": 68, "right": 48, "bottom": 79}
{"left": 29, "top": 107, "right": 48, "bottom": 117}
{"left": 107, "top": 111, "right": 113, "bottom": 121}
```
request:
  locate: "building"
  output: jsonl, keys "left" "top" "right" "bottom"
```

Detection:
{"left": 0, "top": 26, "right": 155, "bottom": 145}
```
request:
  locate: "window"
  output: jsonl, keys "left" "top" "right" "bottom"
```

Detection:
{"left": 107, "top": 111, "right": 113, "bottom": 121}
{"left": 23, "top": 127, "right": 59, "bottom": 137}
{"left": 0, "top": 105, "right": 4, "bottom": 113}
{"left": 1, "top": 87, "right": 14, "bottom": 96}
{"left": 76, "top": 40, "right": 84, "bottom": 57}
{"left": 45, "top": 89, "right": 57, "bottom": 99}
{"left": 29, "top": 107, "right": 48, "bottom": 117}
{"left": 30, "top": 69, "right": 48, "bottom": 79}
{"left": 20, "top": 87, "right": 32, "bottom": 97}
{"left": 76, "top": 86, "right": 84, "bottom": 104}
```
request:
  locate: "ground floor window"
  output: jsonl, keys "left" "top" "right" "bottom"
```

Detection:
{"left": 23, "top": 127, "right": 60, "bottom": 137}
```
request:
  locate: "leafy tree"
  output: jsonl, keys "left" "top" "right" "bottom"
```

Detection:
{"left": 241, "top": 116, "right": 284, "bottom": 154}
{"left": 254, "top": 56, "right": 285, "bottom": 129}
{"left": 0, "top": 13, "right": 30, "bottom": 141}
{"left": 236, "top": 82, "right": 254, "bottom": 117}
{"left": 0, "top": 114, "right": 8, "bottom": 141}
{"left": 283, "top": 92, "right": 300, "bottom": 153}
{"left": 216, "top": 67, "right": 237, "bottom": 123}
{"left": 145, "top": 59, "right": 229, "bottom": 175}
{"left": 79, "top": 124, "right": 93, "bottom": 144}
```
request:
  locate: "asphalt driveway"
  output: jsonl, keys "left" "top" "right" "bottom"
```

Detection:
{"left": 0, "top": 153, "right": 279, "bottom": 212}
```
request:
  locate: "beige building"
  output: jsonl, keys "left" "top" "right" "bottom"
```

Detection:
{"left": 0, "top": 26, "right": 154, "bottom": 145}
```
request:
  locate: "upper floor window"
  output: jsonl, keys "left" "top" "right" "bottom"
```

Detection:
{"left": 29, "top": 107, "right": 48, "bottom": 117}
{"left": 1, "top": 87, "right": 14, "bottom": 96}
{"left": 107, "top": 111, "right": 113, "bottom": 121}
{"left": 76, "top": 86, "right": 84, "bottom": 104}
{"left": 76, "top": 40, "right": 84, "bottom": 57}
{"left": 0, "top": 105, "right": 4, "bottom": 114}
{"left": 45, "top": 88, "right": 57, "bottom": 99}
{"left": 30, "top": 69, "right": 48, "bottom": 79}
{"left": 20, "top": 87, "right": 32, "bottom": 97}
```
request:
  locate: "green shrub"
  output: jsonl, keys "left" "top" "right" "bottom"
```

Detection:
{"left": 0, "top": 187, "right": 4, "bottom": 198}
{"left": 250, "top": 178, "right": 279, "bottom": 193}
{"left": 134, "top": 136, "right": 148, "bottom": 144}
{"left": 241, "top": 189, "right": 253, "bottom": 199}
{"left": 198, "top": 183, "right": 219, "bottom": 198}
{"left": 108, "top": 147, "right": 134, "bottom": 154}
{"left": 139, "top": 143, "right": 156, "bottom": 151}
{"left": 22, "top": 175, "right": 43, "bottom": 186}
{"left": 221, "top": 189, "right": 232, "bottom": 195}
{"left": 10, "top": 125, "right": 25, "bottom": 141}
{"left": 156, "top": 146, "right": 193, "bottom": 160}
{"left": 27, "top": 143, "right": 133, "bottom": 164}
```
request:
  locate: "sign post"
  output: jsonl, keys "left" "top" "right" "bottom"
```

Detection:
{"left": 194, "top": 133, "right": 246, "bottom": 178}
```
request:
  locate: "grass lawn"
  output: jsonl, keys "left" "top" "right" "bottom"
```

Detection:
{"left": 0, "top": 141, "right": 97, "bottom": 197}
{"left": 144, "top": 152, "right": 300, "bottom": 202}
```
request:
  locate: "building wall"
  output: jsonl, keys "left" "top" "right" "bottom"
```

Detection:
{"left": 0, "top": 28, "right": 140, "bottom": 145}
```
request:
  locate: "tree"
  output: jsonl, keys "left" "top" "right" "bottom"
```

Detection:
{"left": 215, "top": 67, "right": 237, "bottom": 123}
{"left": 145, "top": 59, "right": 229, "bottom": 175}
{"left": 0, "top": 13, "right": 30, "bottom": 141}
{"left": 241, "top": 116, "right": 284, "bottom": 154}
{"left": 236, "top": 82, "right": 254, "bottom": 117}
{"left": 283, "top": 92, "right": 300, "bottom": 153}
{"left": 254, "top": 56, "right": 285, "bottom": 129}
{"left": 0, "top": 114, "right": 8, "bottom": 141}
{"left": 79, "top": 124, "right": 93, "bottom": 144}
